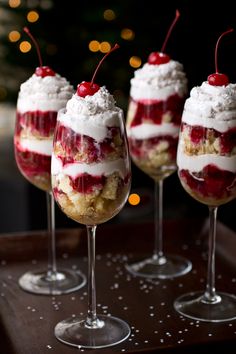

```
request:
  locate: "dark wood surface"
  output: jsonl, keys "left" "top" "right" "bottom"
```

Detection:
{"left": 0, "top": 219, "right": 236, "bottom": 354}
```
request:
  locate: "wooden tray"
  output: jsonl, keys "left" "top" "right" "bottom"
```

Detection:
{"left": 0, "top": 219, "right": 236, "bottom": 353}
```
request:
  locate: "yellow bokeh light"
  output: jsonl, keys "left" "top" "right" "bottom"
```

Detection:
{"left": 128, "top": 193, "right": 141, "bottom": 206}
{"left": 99, "top": 41, "right": 111, "bottom": 53}
{"left": 103, "top": 9, "right": 116, "bottom": 21}
{"left": 9, "top": 0, "right": 21, "bottom": 8}
{"left": 19, "top": 41, "right": 31, "bottom": 53}
{"left": 8, "top": 30, "right": 21, "bottom": 42}
{"left": 27, "top": 10, "right": 39, "bottom": 23}
{"left": 89, "top": 40, "right": 100, "bottom": 52}
{"left": 129, "top": 56, "right": 142, "bottom": 68}
{"left": 121, "top": 28, "right": 135, "bottom": 41}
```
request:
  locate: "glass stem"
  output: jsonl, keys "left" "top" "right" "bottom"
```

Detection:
{"left": 86, "top": 225, "right": 99, "bottom": 328}
{"left": 46, "top": 191, "right": 57, "bottom": 280}
{"left": 153, "top": 180, "right": 164, "bottom": 261}
{"left": 202, "top": 206, "right": 219, "bottom": 303}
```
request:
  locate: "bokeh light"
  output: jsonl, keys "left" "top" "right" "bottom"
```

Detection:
{"left": 27, "top": 10, "right": 39, "bottom": 23}
{"left": 121, "top": 28, "right": 135, "bottom": 41}
{"left": 8, "top": 30, "right": 21, "bottom": 42}
{"left": 19, "top": 41, "right": 31, "bottom": 53}
{"left": 100, "top": 41, "right": 111, "bottom": 53}
{"left": 8, "top": 0, "right": 21, "bottom": 8}
{"left": 128, "top": 193, "right": 141, "bottom": 206}
{"left": 103, "top": 9, "right": 116, "bottom": 21}
{"left": 89, "top": 40, "right": 100, "bottom": 52}
{"left": 129, "top": 56, "right": 142, "bottom": 68}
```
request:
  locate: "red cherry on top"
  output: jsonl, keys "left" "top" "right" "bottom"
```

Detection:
{"left": 76, "top": 43, "right": 120, "bottom": 98}
{"left": 208, "top": 73, "right": 229, "bottom": 86}
{"left": 77, "top": 81, "right": 100, "bottom": 97}
{"left": 148, "top": 9, "right": 180, "bottom": 66}
{"left": 148, "top": 52, "right": 170, "bottom": 65}
{"left": 207, "top": 28, "right": 233, "bottom": 86}
{"left": 35, "top": 66, "right": 55, "bottom": 78}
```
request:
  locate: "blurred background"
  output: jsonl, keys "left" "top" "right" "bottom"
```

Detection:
{"left": 1, "top": 0, "right": 236, "bottom": 233}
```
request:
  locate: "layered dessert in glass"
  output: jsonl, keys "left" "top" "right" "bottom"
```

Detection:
{"left": 177, "top": 81, "right": 236, "bottom": 206}
{"left": 52, "top": 86, "right": 131, "bottom": 225}
{"left": 14, "top": 69, "right": 73, "bottom": 191}
{"left": 175, "top": 28, "right": 236, "bottom": 323}
{"left": 126, "top": 57, "right": 188, "bottom": 180}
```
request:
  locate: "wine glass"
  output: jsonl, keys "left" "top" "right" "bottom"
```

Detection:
{"left": 126, "top": 103, "right": 192, "bottom": 279}
{"left": 174, "top": 29, "right": 236, "bottom": 322}
{"left": 124, "top": 9, "right": 191, "bottom": 279}
{"left": 14, "top": 106, "right": 86, "bottom": 295}
{"left": 174, "top": 115, "right": 236, "bottom": 322}
{"left": 125, "top": 79, "right": 193, "bottom": 279}
{"left": 52, "top": 106, "right": 131, "bottom": 348}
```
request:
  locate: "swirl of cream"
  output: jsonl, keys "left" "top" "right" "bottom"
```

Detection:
{"left": 130, "top": 60, "right": 188, "bottom": 100}
{"left": 182, "top": 81, "right": 236, "bottom": 131}
{"left": 66, "top": 86, "right": 117, "bottom": 116}
{"left": 58, "top": 86, "right": 123, "bottom": 142}
{"left": 17, "top": 73, "right": 74, "bottom": 112}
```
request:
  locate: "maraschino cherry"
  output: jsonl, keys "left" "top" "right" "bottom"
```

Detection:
{"left": 148, "top": 9, "right": 180, "bottom": 65}
{"left": 23, "top": 27, "right": 55, "bottom": 78}
{"left": 208, "top": 28, "right": 234, "bottom": 86}
{"left": 77, "top": 44, "right": 120, "bottom": 98}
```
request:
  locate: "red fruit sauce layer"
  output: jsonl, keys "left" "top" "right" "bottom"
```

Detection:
{"left": 15, "top": 146, "right": 51, "bottom": 177}
{"left": 182, "top": 123, "right": 236, "bottom": 154}
{"left": 130, "top": 93, "right": 185, "bottom": 127}
{"left": 54, "top": 171, "right": 130, "bottom": 196}
{"left": 54, "top": 124, "right": 120, "bottom": 164}
{"left": 128, "top": 135, "right": 178, "bottom": 160}
{"left": 53, "top": 173, "right": 106, "bottom": 196}
{"left": 179, "top": 164, "right": 236, "bottom": 200}
{"left": 16, "top": 110, "right": 57, "bottom": 137}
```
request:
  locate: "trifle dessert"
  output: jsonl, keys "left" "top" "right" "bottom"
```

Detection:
{"left": 177, "top": 28, "right": 236, "bottom": 206}
{"left": 52, "top": 68, "right": 131, "bottom": 225}
{"left": 126, "top": 11, "right": 187, "bottom": 180}
{"left": 125, "top": 11, "right": 192, "bottom": 280}
{"left": 174, "top": 29, "right": 236, "bottom": 323}
{"left": 14, "top": 27, "right": 86, "bottom": 296}
{"left": 177, "top": 78, "right": 236, "bottom": 206}
{"left": 14, "top": 67, "right": 73, "bottom": 191}
{"left": 127, "top": 58, "right": 187, "bottom": 179}
{"left": 53, "top": 45, "right": 132, "bottom": 349}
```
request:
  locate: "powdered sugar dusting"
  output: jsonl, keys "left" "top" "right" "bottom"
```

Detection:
{"left": 58, "top": 86, "right": 124, "bottom": 141}
{"left": 17, "top": 73, "right": 74, "bottom": 113}
{"left": 130, "top": 60, "right": 187, "bottom": 100}
{"left": 183, "top": 81, "right": 236, "bottom": 124}
{"left": 66, "top": 86, "right": 116, "bottom": 116}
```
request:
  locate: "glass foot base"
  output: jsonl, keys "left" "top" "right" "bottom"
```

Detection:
{"left": 126, "top": 254, "right": 192, "bottom": 279}
{"left": 55, "top": 314, "right": 131, "bottom": 349}
{"left": 18, "top": 269, "right": 86, "bottom": 295}
{"left": 174, "top": 291, "right": 236, "bottom": 322}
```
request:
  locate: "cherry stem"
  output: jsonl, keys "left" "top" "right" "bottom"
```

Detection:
{"left": 161, "top": 9, "right": 180, "bottom": 53}
{"left": 215, "top": 28, "right": 234, "bottom": 73}
{"left": 23, "top": 27, "right": 43, "bottom": 67}
{"left": 91, "top": 44, "right": 120, "bottom": 84}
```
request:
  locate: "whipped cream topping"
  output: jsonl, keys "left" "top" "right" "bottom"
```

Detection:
{"left": 17, "top": 73, "right": 74, "bottom": 113}
{"left": 58, "top": 86, "right": 124, "bottom": 142}
{"left": 182, "top": 81, "right": 236, "bottom": 131}
{"left": 127, "top": 122, "right": 179, "bottom": 139}
{"left": 177, "top": 152, "right": 236, "bottom": 173}
{"left": 16, "top": 138, "right": 53, "bottom": 156}
{"left": 51, "top": 154, "right": 127, "bottom": 179}
{"left": 130, "top": 60, "right": 188, "bottom": 100}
